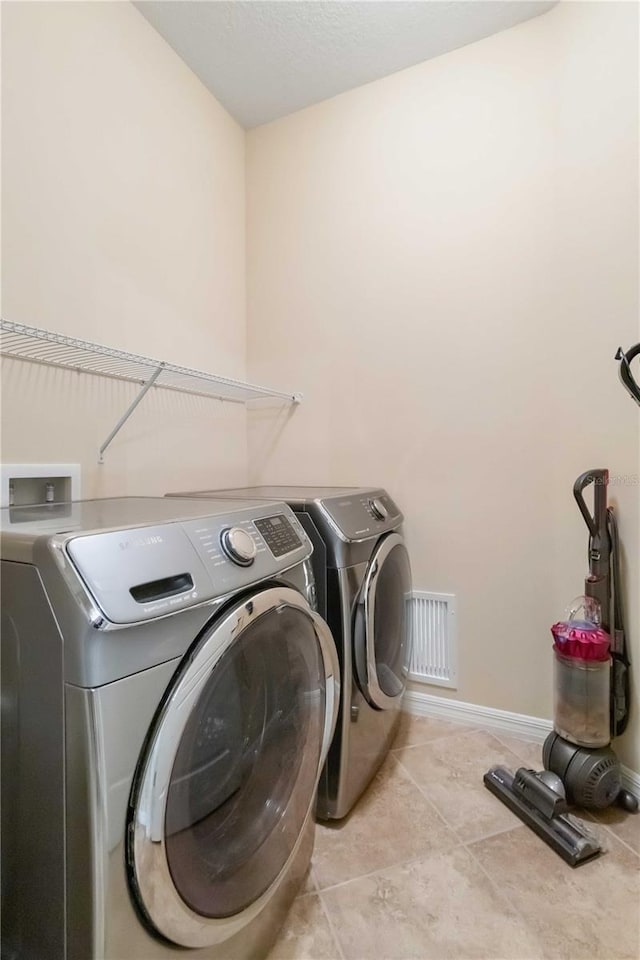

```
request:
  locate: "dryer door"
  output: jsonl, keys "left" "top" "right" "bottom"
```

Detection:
{"left": 127, "top": 587, "right": 338, "bottom": 949}
{"left": 354, "top": 533, "right": 412, "bottom": 710}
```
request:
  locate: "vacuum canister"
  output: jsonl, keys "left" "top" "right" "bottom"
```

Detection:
{"left": 551, "top": 606, "right": 611, "bottom": 749}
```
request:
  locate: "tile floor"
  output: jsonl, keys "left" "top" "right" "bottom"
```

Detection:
{"left": 268, "top": 713, "right": 640, "bottom": 960}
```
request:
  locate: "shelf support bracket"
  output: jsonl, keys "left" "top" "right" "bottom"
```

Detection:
{"left": 98, "top": 362, "right": 165, "bottom": 463}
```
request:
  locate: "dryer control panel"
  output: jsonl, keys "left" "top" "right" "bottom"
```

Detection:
{"left": 319, "top": 489, "right": 403, "bottom": 541}
{"left": 63, "top": 502, "right": 311, "bottom": 624}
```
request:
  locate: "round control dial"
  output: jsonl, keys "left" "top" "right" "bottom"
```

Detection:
{"left": 369, "top": 497, "right": 388, "bottom": 521}
{"left": 220, "top": 527, "right": 257, "bottom": 566}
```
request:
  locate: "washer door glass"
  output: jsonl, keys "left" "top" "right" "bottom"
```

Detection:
{"left": 355, "top": 534, "right": 412, "bottom": 710}
{"left": 129, "top": 590, "right": 331, "bottom": 945}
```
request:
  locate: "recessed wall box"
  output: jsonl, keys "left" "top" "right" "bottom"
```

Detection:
{"left": 0, "top": 464, "right": 81, "bottom": 508}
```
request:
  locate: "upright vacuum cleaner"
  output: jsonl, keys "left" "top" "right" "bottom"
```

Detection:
{"left": 542, "top": 469, "right": 637, "bottom": 814}
{"left": 485, "top": 469, "right": 637, "bottom": 867}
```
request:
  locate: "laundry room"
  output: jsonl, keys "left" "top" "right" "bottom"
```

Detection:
{"left": 1, "top": 1, "right": 639, "bottom": 959}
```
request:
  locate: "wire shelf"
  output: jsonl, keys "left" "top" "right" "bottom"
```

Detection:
{"left": 0, "top": 319, "right": 300, "bottom": 403}
{"left": 1, "top": 318, "right": 302, "bottom": 461}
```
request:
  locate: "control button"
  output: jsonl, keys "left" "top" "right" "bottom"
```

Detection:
{"left": 253, "top": 515, "right": 302, "bottom": 558}
{"left": 369, "top": 497, "right": 388, "bottom": 521}
{"left": 220, "top": 527, "right": 257, "bottom": 566}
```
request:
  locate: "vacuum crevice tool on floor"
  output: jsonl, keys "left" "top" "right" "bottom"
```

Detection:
{"left": 483, "top": 766, "right": 602, "bottom": 867}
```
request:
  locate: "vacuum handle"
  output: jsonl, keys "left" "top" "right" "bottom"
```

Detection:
{"left": 573, "top": 470, "right": 608, "bottom": 539}
{"left": 616, "top": 343, "right": 640, "bottom": 407}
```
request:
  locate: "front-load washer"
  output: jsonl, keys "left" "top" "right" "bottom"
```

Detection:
{"left": 166, "top": 487, "right": 412, "bottom": 820}
{"left": 0, "top": 497, "right": 338, "bottom": 960}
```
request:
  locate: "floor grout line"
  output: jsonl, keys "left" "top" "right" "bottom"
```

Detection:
{"left": 464, "top": 819, "right": 527, "bottom": 845}
{"left": 394, "top": 751, "right": 530, "bottom": 846}
{"left": 313, "top": 840, "right": 466, "bottom": 896}
{"left": 391, "top": 724, "right": 481, "bottom": 753}
{"left": 594, "top": 822, "right": 640, "bottom": 860}
{"left": 391, "top": 753, "right": 459, "bottom": 832}
{"left": 460, "top": 835, "right": 546, "bottom": 956}
{"left": 391, "top": 727, "right": 486, "bottom": 755}
{"left": 310, "top": 750, "right": 471, "bottom": 896}
{"left": 491, "top": 731, "right": 544, "bottom": 758}
{"left": 316, "top": 888, "right": 346, "bottom": 960}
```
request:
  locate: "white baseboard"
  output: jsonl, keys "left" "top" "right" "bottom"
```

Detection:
{"left": 402, "top": 689, "right": 553, "bottom": 741}
{"left": 402, "top": 688, "right": 640, "bottom": 799}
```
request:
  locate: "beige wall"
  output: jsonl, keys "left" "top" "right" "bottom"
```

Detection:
{"left": 2, "top": 2, "right": 638, "bottom": 771}
{"left": 246, "top": 3, "right": 640, "bottom": 769}
{"left": 1, "top": 1, "right": 247, "bottom": 496}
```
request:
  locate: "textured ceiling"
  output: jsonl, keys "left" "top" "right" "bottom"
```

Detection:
{"left": 135, "top": 1, "right": 557, "bottom": 129}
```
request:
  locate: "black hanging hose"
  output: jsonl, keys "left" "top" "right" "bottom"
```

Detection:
{"left": 615, "top": 342, "right": 640, "bottom": 407}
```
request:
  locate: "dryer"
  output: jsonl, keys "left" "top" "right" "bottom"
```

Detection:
{"left": 0, "top": 497, "right": 338, "bottom": 960}
{"left": 166, "top": 487, "right": 412, "bottom": 820}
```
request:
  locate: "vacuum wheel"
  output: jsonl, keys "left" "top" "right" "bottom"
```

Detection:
{"left": 543, "top": 731, "right": 621, "bottom": 809}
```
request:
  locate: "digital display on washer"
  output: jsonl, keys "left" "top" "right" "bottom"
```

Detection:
{"left": 254, "top": 514, "right": 302, "bottom": 558}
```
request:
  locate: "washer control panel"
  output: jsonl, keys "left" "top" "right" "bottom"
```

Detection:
{"left": 63, "top": 502, "right": 311, "bottom": 624}
{"left": 184, "top": 508, "right": 308, "bottom": 596}
{"left": 254, "top": 514, "right": 303, "bottom": 558}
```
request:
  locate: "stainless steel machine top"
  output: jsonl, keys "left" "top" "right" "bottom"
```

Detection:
{"left": 0, "top": 497, "right": 310, "bottom": 625}
{"left": 170, "top": 486, "right": 403, "bottom": 542}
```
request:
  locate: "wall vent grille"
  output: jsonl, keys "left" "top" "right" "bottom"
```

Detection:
{"left": 408, "top": 591, "right": 457, "bottom": 688}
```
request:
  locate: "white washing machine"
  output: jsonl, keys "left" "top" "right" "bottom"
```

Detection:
{"left": 0, "top": 497, "right": 338, "bottom": 960}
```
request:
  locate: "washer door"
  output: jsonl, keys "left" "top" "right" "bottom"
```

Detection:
{"left": 354, "top": 533, "right": 412, "bottom": 710}
{"left": 127, "top": 587, "right": 338, "bottom": 948}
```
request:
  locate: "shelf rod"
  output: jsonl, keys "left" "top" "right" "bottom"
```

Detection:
{"left": 99, "top": 362, "right": 165, "bottom": 464}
